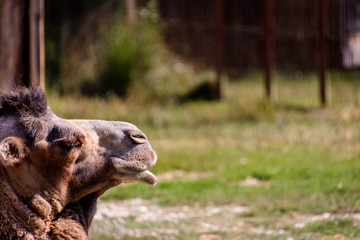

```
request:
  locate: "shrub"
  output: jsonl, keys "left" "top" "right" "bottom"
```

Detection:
{"left": 96, "top": 18, "right": 158, "bottom": 97}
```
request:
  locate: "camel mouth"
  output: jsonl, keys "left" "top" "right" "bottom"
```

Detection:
{"left": 126, "top": 170, "right": 157, "bottom": 185}
{"left": 111, "top": 157, "right": 157, "bottom": 185}
{"left": 119, "top": 169, "right": 157, "bottom": 186}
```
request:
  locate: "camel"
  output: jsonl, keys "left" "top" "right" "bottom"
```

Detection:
{"left": 0, "top": 87, "right": 157, "bottom": 239}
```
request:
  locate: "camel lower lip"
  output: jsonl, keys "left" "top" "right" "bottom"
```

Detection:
{"left": 120, "top": 170, "right": 157, "bottom": 186}
{"left": 111, "top": 157, "right": 157, "bottom": 185}
{"left": 134, "top": 170, "right": 157, "bottom": 185}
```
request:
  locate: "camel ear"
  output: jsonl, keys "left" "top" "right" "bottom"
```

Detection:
{"left": 0, "top": 137, "right": 26, "bottom": 166}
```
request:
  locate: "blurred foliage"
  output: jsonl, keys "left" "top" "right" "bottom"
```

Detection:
{"left": 46, "top": 1, "right": 151, "bottom": 96}
{"left": 82, "top": 20, "right": 155, "bottom": 96}
{"left": 45, "top": 0, "right": 217, "bottom": 103}
{"left": 45, "top": 0, "right": 116, "bottom": 87}
{"left": 45, "top": 1, "right": 360, "bottom": 107}
{"left": 80, "top": 1, "right": 161, "bottom": 97}
{"left": 178, "top": 81, "right": 218, "bottom": 102}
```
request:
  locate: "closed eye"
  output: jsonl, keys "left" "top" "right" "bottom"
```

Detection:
{"left": 53, "top": 137, "right": 84, "bottom": 152}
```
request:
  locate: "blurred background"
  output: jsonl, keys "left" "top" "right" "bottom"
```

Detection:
{"left": 3, "top": 0, "right": 360, "bottom": 239}
{"left": 45, "top": 0, "right": 360, "bottom": 107}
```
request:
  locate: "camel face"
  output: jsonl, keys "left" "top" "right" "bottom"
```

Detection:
{"left": 0, "top": 88, "right": 157, "bottom": 217}
{"left": 64, "top": 118, "right": 158, "bottom": 202}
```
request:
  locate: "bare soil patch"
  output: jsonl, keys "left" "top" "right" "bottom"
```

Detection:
{"left": 90, "top": 199, "right": 360, "bottom": 240}
{"left": 156, "top": 170, "right": 213, "bottom": 181}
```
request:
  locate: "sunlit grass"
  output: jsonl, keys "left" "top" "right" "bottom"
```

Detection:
{"left": 224, "top": 70, "right": 360, "bottom": 107}
{"left": 296, "top": 219, "right": 360, "bottom": 238}
{"left": 102, "top": 140, "right": 360, "bottom": 215}
{"left": 47, "top": 76, "right": 360, "bottom": 239}
{"left": 47, "top": 90, "right": 360, "bottom": 214}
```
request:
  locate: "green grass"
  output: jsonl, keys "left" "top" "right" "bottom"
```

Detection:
{"left": 225, "top": 70, "right": 360, "bottom": 107}
{"left": 47, "top": 86, "right": 360, "bottom": 239}
{"left": 299, "top": 219, "right": 360, "bottom": 238}
{"left": 47, "top": 91, "right": 360, "bottom": 215}
{"left": 101, "top": 139, "right": 360, "bottom": 215}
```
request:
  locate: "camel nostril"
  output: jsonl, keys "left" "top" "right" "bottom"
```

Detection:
{"left": 130, "top": 132, "right": 148, "bottom": 144}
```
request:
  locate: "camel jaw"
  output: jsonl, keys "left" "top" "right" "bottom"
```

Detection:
{"left": 111, "top": 157, "right": 157, "bottom": 186}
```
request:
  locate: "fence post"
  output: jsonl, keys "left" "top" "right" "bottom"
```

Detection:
{"left": 215, "top": 0, "right": 224, "bottom": 100}
{"left": 125, "top": 0, "right": 137, "bottom": 23}
{"left": 0, "top": 0, "right": 45, "bottom": 90}
{"left": 264, "top": 0, "right": 274, "bottom": 99}
{"left": 29, "top": 0, "right": 45, "bottom": 90}
{"left": 0, "top": 0, "right": 28, "bottom": 90}
{"left": 318, "top": 0, "right": 326, "bottom": 106}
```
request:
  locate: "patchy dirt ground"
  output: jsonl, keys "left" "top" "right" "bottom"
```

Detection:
{"left": 90, "top": 198, "right": 360, "bottom": 240}
{"left": 156, "top": 170, "right": 214, "bottom": 181}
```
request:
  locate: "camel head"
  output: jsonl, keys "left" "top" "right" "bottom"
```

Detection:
{"left": 0, "top": 87, "right": 157, "bottom": 220}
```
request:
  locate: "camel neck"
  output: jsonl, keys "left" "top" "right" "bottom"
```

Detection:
{"left": 0, "top": 169, "right": 50, "bottom": 239}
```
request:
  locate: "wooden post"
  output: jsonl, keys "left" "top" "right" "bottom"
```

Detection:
{"left": 215, "top": 0, "right": 224, "bottom": 99}
{"left": 125, "top": 0, "right": 137, "bottom": 23}
{"left": 0, "top": 0, "right": 28, "bottom": 90}
{"left": 264, "top": 0, "right": 274, "bottom": 99}
{"left": 318, "top": 0, "right": 326, "bottom": 106}
{"left": 29, "top": 0, "right": 45, "bottom": 90}
{"left": 0, "top": 0, "right": 45, "bottom": 90}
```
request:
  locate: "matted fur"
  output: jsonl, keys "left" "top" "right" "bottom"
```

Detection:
{"left": 0, "top": 87, "right": 52, "bottom": 143}
{"left": 0, "top": 87, "right": 48, "bottom": 118}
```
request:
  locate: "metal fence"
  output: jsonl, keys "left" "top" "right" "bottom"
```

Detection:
{"left": 158, "top": 0, "right": 360, "bottom": 107}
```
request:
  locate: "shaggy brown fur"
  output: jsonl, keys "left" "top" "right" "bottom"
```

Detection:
{"left": 0, "top": 87, "right": 51, "bottom": 143}
{"left": 0, "top": 87, "right": 157, "bottom": 239}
